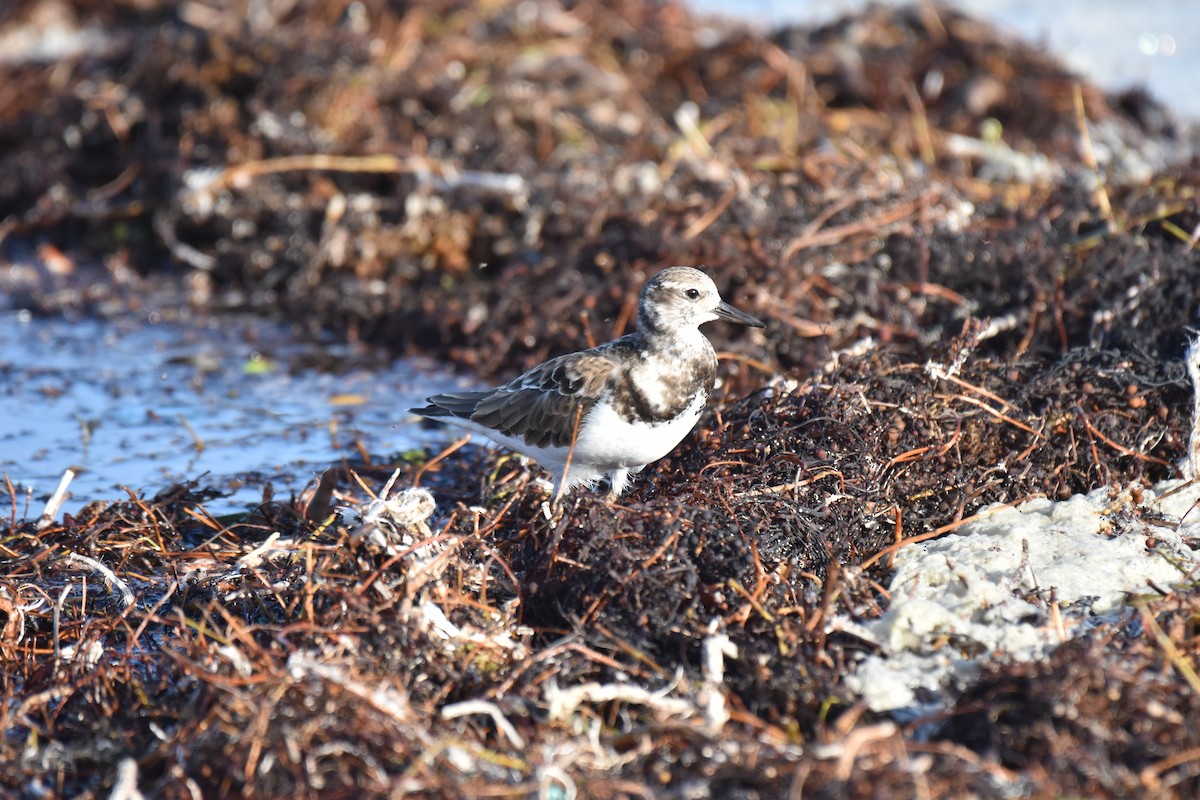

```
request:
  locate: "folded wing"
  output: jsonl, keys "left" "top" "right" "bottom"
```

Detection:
{"left": 420, "top": 350, "right": 619, "bottom": 449}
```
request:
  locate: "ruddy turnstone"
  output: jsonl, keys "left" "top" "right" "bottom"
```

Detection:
{"left": 412, "top": 267, "right": 764, "bottom": 501}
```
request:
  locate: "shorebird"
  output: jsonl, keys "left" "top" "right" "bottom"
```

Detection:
{"left": 412, "top": 267, "right": 764, "bottom": 501}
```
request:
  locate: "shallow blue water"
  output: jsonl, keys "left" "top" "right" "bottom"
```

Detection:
{"left": 0, "top": 311, "right": 463, "bottom": 516}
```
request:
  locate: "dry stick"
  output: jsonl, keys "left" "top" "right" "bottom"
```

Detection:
{"left": 747, "top": 535, "right": 769, "bottom": 603}
{"left": 903, "top": 81, "right": 936, "bottom": 167}
{"left": 474, "top": 492, "right": 524, "bottom": 540}
{"left": 939, "top": 372, "right": 1017, "bottom": 411}
{"left": 683, "top": 182, "right": 737, "bottom": 240}
{"left": 734, "top": 468, "right": 843, "bottom": 499}
{"left": 441, "top": 700, "right": 526, "bottom": 749}
{"left": 400, "top": 537, "right": 465, "bottom": 599}
{"left": 859, "top": 501, "right": 1021, "bottom": 570}
{"left": 758, "top": 310, "right": 827, "bottom": 338}
{"left": 52, "top": 583, "right": 70, "bottom": 667}
{"left": 885, "top": 280, "right": 968, "bottom": 306}
{"left": 1073, "top": 83, "right": 1114, "bottom": 226}
{"left": 591, "top": 621, "right": 668, "bottom": 675}
{"left": 348, "top": 467, "right": 381, "bottom": 499}
{"left": 562, "top": 641, "right": 655, "bottom": 678}
{"left": 610, "top": 289, "right": 638, "bottom": 340}
{"left": 715, "top": 485, "right": 767, "bottom": 604}
{"left": 62, "top": 552, "right": 135, "bottom": 608}
{"left": 714, "top": 350, "right": 777, "bottom": 374}
{"left": 781, "top": 192, "right": 935, "bottom": 263}
{"left": 37, "top": 469, "right": 75, "bottom": 530}
{"left": 1052, "top": 274, "right": 1070, "bottom": 353}
{"left": 465, "top": 538, "right": 522, "bottom": 607}
{"left": 933, "top": 422, "right": 964, "bottom": 459}
{"left": 242, "top": 684, "right": 285, "bottom": 785}
{"left": 555, "top": 403, "right": 586, "bottom": 506}
{"left": 1160, "top": 216, "right": 1197, "bottom": 246}
{"left": 178, "top": 414, "right": 205, "bottom": 452}
{"left": 412, "top": 435, "right": 472, "bottom": 487}
{"left": 490, "top": 639, "right": 597, "bottom": 699}
{"left": 940, "top": 393, "right": 1045, "bottom": 439}
{"left": 357, "top": 529, "right": 466, "bottom": 596}
{"left": 1078, "top": 413, "right": 1177, "bottom": 470}
{"left": 804, "top": 559, "right": 841, "bottom": 638}
{"left": 127, "top": 581, "right": 179, "bottom": 655}
{"left": 3, "top": 472, "right": 18, "bottom": 533}
{"left": 789, "top": 191, "right": 873, "bottom": 251}
{"left": 124, "top": 486, "right": 169, "bottom": 553}
{"left": 579, "top": 309, "right": 596, "bottom": 349}
{"left": 212, "top": 154, "right": 409, "bottom": 191}
{"left": 700, "top": 459, "right": 755, "bottom": 475}
{"left": 762, "top": 41, "right": 810, "bottom": 107}
{"left": 881, "top": 446, "right": 934, "bottom": 472}
{"left": 1049, "top": 598, "right": 1067, "bottom": 643}
{"left": 1139, "top": 602, "right": 1200, "bottom": 696}
{"left": 906, "top": 741, "right": 1019, "bottom": 783}
{"left": 889, "top": 506, "right": 903, "bottom": 570}
{"left": 0, "top": 591, "right": 21, "bottom": 643}
{"left": 182, "top": 505, "right": 223, "bottom": 532}
{"left": 1141, "top": 745, "right": 1200, "bottom": 792}
{"left": 728, "top": 579, "right": 775, "bottom": 624}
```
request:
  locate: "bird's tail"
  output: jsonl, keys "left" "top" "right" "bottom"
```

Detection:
{"left": 409, "top": 391, "right": 491, "bottom": 420}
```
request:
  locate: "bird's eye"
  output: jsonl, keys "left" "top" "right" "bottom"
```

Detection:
{"left": 685, "top": 288, "right": 701, "bottom": 300}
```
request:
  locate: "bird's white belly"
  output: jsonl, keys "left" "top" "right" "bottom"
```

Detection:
{"left": 572, "top": 392, "right": 707, "bottom": 470}
{"left": 432, "top": 392, "right": 707, "bottom": 492}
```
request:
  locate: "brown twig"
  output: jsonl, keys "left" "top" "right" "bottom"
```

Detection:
{"left": 1073, "top": 83, "right": 1114, "bottom": 226}
{"left": 1079, "top": 410, "right": 1176, "bottom": 470}
{"left": 556, "top": 403, "right": 586, "bottom": 505}
{"left": 860, "top": 501, "right": 1021, "bottom": 570}
{"left": 939, "top": 393, "right": 1045, "bottom": 439}
{"left": 683, "top": 182, "right": 737, "bottom": 240}
{"left": 413, "top": 435, "right": 472, "bottom": 487}
{"left": 782, "top": 191, "right": 937, "bottom": 263}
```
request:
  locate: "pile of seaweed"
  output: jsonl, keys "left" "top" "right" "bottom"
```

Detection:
{"left": 2, "top": 0, "right": 1200, "bottom": 797}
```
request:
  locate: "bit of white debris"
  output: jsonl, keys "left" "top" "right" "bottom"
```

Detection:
{"left": 1187, "top": 333, "right": 1200, "bottom": 479}
{"left": 842, "top": 479, "right": 1200, "bottom": 713}
{"left": 37, "top": 469, "right": 75, "bottom": 531}
{"left": 235, "top": 531, "right": 287, "bottom": 569}
{"left": 217, "top": 644, "right": 255, "bottom": 677}
{"left": 339, "top": 473, "right": 437, "bottom": 552}
{"left": 441, "top": 700, "right": 526, "bottom": 749}
{"left": 107, "top": 757, "right": 144, "bottom": 800}
{"left": 0, "top": 11, "right": 119, "bottom": 66}
{"left": 613, "top": 161, "right": 665, "bottom": 197}
{"left": 60, "top": 640, "right": 105, "bottom": 669}
{"left": 286, "top": 653, "right": 417, "bottom": 727}
{"left": 60, "top": 551, "right": 135, "bottom": 609}
{"left": 934, "top": 197, "right": 976, "bottom": 234}
{"left": 420, "top": 601, "right": 527, "bottom": 655}
{"left": 421, "top": 601, "right": 463, "bottom": 640}
{"left": 699, "top": 619, "right": 737, "bottom": 731}
{"left": 944, "top": 133, "right": 1062, "bottom": 184}
{"left": 546, "top": 681, "right": 694, "bottom": 722}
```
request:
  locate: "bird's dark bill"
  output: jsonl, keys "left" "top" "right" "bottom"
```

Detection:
{"left": 714, "top": 300, "right": 765, "bottom": 328}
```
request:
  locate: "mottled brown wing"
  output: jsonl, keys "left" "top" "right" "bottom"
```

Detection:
{"left": 469, "top": 349, "right": 620, "bottom": 448}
